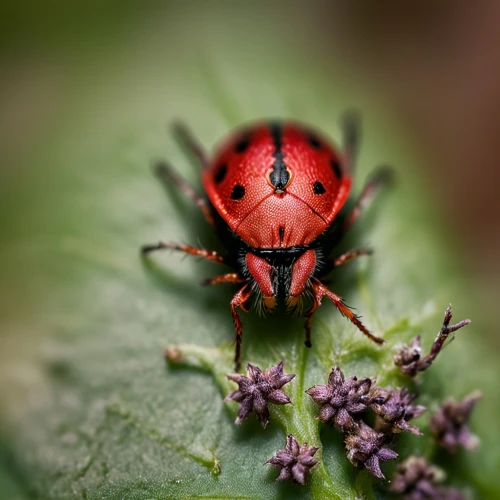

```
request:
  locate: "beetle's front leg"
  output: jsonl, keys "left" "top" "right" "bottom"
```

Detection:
{"left": 304, "top": 294, "right": 320, "bottom": 348}
{"left": 230, "top": 284, "right": 252, "bottom": 370}
{"left": 311, "top": 278, "right": 385, "bottom": 345}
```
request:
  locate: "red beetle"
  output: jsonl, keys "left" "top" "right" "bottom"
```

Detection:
{"left": 142, "top": 114, "right": 392, "bottom": 369}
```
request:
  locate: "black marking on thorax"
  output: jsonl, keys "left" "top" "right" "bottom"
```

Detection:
{"left": 269, "top": 123, "right": 290, "bottom": 191}
{"left": 231, "top": 184, "right": 245, "bottom": 200}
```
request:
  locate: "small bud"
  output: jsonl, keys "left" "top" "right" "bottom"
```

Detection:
{"left": 266, "top": 434, "right": 319, "bottom": 485}
{"left": 394, "top": 304, "right": 470, "bottom": 377}
{"left": 225, "top": 361, "right": 295, "bottom": 428}
{"left": 345, "top": 421, "right": 398, "bottom": 479}
{"left": 389, "top": 456, "right": 464, "bottom": 500}
{"left": 370, "top": 387, "right": 426, "bottom": 435}
{"left": 305, "top": 366, "right": 372, "bottom": 432}
{"left": 164, "top": 345, "right": 183, "bottom": 362}
{"left": 429, "top": 392, "right": 482, "bottom": 452}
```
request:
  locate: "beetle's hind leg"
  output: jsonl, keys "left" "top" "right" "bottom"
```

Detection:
{"left": 172, "top": 121, "right": 208, "bottom": 169}
{"left": 342, "top": 166, "right": 394, "bottom": 234}
{"left": 309, "top": 278, "right": 385, "bottom": 345}
{"left": 304, "top": 295, "right": 320, "bottom": 348}
{"left": 153, "top": 160, "right": 214, "bottom": 226}
{"left": 340, "top": 109, "right": 362, "bottom": 175}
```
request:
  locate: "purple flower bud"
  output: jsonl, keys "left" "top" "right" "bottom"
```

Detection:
{"left": 370, "top": 387, "right": 426, "bottom": 435}
{"left": 225, "top": 361, "right": 295, "bottom": 428}
{"left": 429, "top": 392, "right": 482, "bottom": 452}
{"left": 305, "top": 367, "right": 372, "bottom": 432}
{"left": 389, "top": 456, "right": 464, "bottom": 500}
{"left": 345, "top": 421, "right": 398, "bottom": 479}
{"left": 266, "top": 434, "right": 319, "bottom": 485}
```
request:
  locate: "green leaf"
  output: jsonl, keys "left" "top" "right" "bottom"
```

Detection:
{"left": 0, "top": 4, "right": 499, "bottom": 500}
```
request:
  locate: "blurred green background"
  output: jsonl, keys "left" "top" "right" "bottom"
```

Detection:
{"left": 1, "top": 2, "right": 499, "bottom": 499}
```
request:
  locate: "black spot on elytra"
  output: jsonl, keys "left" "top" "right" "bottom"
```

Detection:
{"left": 231, "top": 184, "right": 245, "bottom": 200}
{"left": 313, "top": 181, "right": 326, "bottom": 194}
{"left": 308, "top": 135, "right": 322, "bottom": 149}
{"left": 214, "top": 164, "right": 228, "bottom": 184}
{"left": 331, "top": 159, "right": 342, "bottom": 179}
{"left": 235, "top": 136, "right": 251, "bottom": 153}
{"left": 279, "top": 226, "right": 285, "bottom": 243}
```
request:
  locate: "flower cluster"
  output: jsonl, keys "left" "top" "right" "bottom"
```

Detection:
{"left": 219, "top": 305, "right": 479, "bottom": 490}
{"left": 306, "top": 366, "right": 426, "bottom": 479}
{"left": 225, "top": 361, "right": 321, "bottom": 483}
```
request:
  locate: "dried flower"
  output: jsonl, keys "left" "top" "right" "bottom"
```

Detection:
{"left": 429, "top": 391, "right": 482, "bottom": 452}
{"left": 389, "top": 456, "right": 464, "bottom": 500}
{"left": 266, "top": 434, "right": 319, "bottom": 484}
{"left": 345, "top": 421, "right": 398, "bottom": 479}
{"left": 394, "top": 304, "right": 471, "bottom": 377}
{"left": 305, "top": 366, "right": 372, "bottom": 432}
{"left": 225, "top": 361, "right": 295, "bottom": 428}
{"left": 370, "top": 387, "right": 426, "bottom": 435}
{"left": 393, "top": 335, "right": 423, "bottom": 377}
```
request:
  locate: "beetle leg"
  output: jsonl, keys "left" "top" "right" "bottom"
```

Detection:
{"left": 343, "top": 166, "right": 394, "bottom": 233}
{"left": 340, "top": 109, "right": 361, "bottom": 174}
{"left": 311, "top": 279, "right": 385, "bottom": 344}
{"left": 230, "top": 284, "right": 252, "bottom": 370}
{"left": 304, "top": 294, "right": 320, "bottom": 348}
{"left": 172, "top": 121, "right": 208, "bottom": 168}
{"left": 141, "top": 241, "right": 226, "bottom": 265}
{"left": 333, "top": 248, "right": 373, "bottom": 267}
{"left": 200, "top": 273, "right": 246, "bottom": 286}
{"left": 153, "top": 160, "right": 214, "bottom": 226}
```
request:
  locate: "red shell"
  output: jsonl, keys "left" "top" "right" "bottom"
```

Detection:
{"left": 202, "top": 122, "right": 352, "bottom": 248}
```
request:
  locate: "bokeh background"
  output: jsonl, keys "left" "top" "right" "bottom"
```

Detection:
{"left": 1, "top": 1, "right": 499, "bottom": 498}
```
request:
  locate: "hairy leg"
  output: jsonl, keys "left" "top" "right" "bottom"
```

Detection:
{"left": 141, "top": 241, "right": 226, "bottom": 265}
{"left": 311, "top": 278, "right": 385, "bottom": 344}
{"left": 333, "top": 248, "right": 373, "bottom": 267}
{"left": 200, "top": 273, "right": 246, "bottom": 286}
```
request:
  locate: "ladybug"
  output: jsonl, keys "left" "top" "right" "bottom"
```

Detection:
{"left": 142, "top": 114, "right": 392, "bottom": 369}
